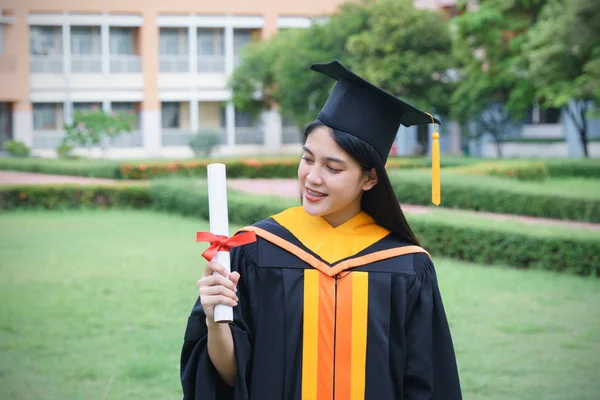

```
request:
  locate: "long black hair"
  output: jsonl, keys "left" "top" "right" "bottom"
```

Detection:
{"left": 303, "top": 119, "right": 421, "bottom": 247}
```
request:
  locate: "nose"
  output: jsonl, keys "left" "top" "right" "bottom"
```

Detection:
{"left": 306, "top": 166, "right": 324, "bottom": 186}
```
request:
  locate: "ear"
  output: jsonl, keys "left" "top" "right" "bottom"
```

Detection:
{"left": 361, "top": 168, "right": 378, "bottom": 191}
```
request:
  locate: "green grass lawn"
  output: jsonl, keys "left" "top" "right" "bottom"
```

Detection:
{"left": 0, "top": 210, "right": 599, "bottom": 400}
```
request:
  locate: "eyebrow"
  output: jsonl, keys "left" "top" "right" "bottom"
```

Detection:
{"left": 303, "top": 147, "right": 347, "bottom": 164}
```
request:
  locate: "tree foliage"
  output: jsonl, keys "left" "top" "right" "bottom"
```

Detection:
{"left": 525, "top": 0, "right": 600, "bottom": 156}
{"left": 230, "top": 0, "right": 453, "bottom": 129}
{"left": 61, "top": 109, "right": 136, "bottom": 158}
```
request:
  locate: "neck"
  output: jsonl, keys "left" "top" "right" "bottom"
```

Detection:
{"left": 321, "top": 202, "right": 362, "bottom": 228}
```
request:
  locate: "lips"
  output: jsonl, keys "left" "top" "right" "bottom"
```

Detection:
{"left": 305, "top": 187, "right": 327, "bottom": 202}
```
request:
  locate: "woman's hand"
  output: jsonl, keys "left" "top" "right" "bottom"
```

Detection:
{"left": 197, "top": 261, "right": 240, "bottom": 324}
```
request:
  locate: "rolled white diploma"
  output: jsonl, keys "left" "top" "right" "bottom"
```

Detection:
{"left": 207, "top": 163, "right": 234, "bottom": 323}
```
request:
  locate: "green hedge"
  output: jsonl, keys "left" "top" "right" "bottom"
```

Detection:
{"left": 0, "top": 157, "right": 122, "bottom": 178}
{"left": 543, "top": 159, "right": 600, "bottom": 179}
{"left": 389, "top": 170, "right": 600, "bottom": 222}
{"left": 0, "top": 183, "right": 151, "bottom": 210}
{"left": 0, "top": 156, "right": 477, "bottom": 180}
{"left": 409, "top": 220, "right": 598, "bottom": 276}
{"left": 448, "top": 161, "right": 548, "bottom": 181}
{"left": 1, "top": 180, "right": 598, "bottom": 276}
{"left": 2, "top": 156, "right": 599, "bottom": 180}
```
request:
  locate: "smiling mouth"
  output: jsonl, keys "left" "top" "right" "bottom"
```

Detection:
{"left": 305, "top": 188, "right": 327, "bottom": 197}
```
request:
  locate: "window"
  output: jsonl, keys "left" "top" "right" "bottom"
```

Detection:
{"left": 33, "top": 103, "right": 59, "bottom": 130}
{"left": 112, "top": 102, "right": 139, "bottom": 128}
{"left": 71, "top": 27, "right": 101, "bottom": 55}
{"left": 73, "top": 102, "right": 101, "bottom": 113}
{"left": 197, "top": 29, "right": 224, "bottom": 55}
{"left": 161, "top": 102, "right": 180, "bottom": 128}
{"left": 30, "top": 26, "right": 62, "bottom": 55}
{"left": 159, "top": 28, "right": 187, "bottom": 55}
{"left": 233, "top": 30, "right": 252, "bottom": 56}
{"left": 110, "top": 27, "right": 134, "bottom": 55}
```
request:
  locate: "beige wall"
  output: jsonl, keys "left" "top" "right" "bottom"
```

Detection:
{"left": 199, "top": 102, "right": 222, "bottom": 129}
{"left": 179, "top": 101, "right": 190, "bottom": 129}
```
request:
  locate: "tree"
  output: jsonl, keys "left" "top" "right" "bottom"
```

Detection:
{"left": 230, "top": 0, "right": 454, "bottom": 133}
{"left": 451, "top": 0, "right": 547, "bottom": 157}
{"left": 61, "top": 109, "right": 136, "bottom": 158}
{"left": 345, "top": 0, "right": 455, "bottom": 117}
{"left": 525, "top": 0, "right": 600, "bottom": 157}
{"left": 230, "top": 2, "right": 372, "bottom": 130}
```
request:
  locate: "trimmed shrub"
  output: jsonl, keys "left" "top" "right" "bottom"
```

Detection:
{"left": 0, "top": 158, "right": 121, "bottom": 178}
{"left": 389, "top": 170, "right": 600, "bottom": 222}
{"left": 1, "top": 180, "right": 598, "bottom": 276}
{"left": 0, "top": 156, "right": 477, "bottom": 180}
{"left": 544, "top": 159, "right": 600, "bottom": 179}
{"left": 3, "top": 140, "right": 30, "bottom": 157}
{"left": 411, "top": 219, "right": 599, "bottom": 277}
{"left": 0, "top": 183, "right": 151, "bottom": 210}
{"left": 449, "top": 161, "right": 548, "bottom": 181}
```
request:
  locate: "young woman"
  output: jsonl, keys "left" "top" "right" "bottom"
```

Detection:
{"left": 181, "top": 60, "right": 462, "bottom": 400}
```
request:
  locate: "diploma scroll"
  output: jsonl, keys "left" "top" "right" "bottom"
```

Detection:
{"left": 207, "top": 163, "right": 234, "bottom": 323}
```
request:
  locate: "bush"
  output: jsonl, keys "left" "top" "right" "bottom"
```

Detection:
{"left": 389, "top": 170, "right": 600, "bottom": 222}
{"left": 411, "top": 219, "right": 599, "bottom": 276}
{"left": 0, "top": 156, "right": 476, "bottom": 180}
{"left": 0, "top": 183, "right": 151, "bottom": 210}
{"left": 189, "top": 130, "right": 222, "bottom": 157}
{"left": 449, "top": 161, "right": 548, "bottom": 181}
{"left": 2, "top": 180, "right": 597, "bottom": 276}
{"left": 0, "top": 158, "right": 121, "bottom": 178}
{"left": 543, "top": 159, "right": 600, "bottom": 179}
{"left": 3, "top": 140, "right": 30, "bottom": 158}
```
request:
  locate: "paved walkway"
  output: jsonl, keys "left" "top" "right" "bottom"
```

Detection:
{"left": 2, "top": 171, "right": 599, "bottom": 230}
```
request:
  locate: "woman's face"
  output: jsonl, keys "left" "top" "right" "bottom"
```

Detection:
{"left": 298, "top": 126, "right": 377, "bottom": 227}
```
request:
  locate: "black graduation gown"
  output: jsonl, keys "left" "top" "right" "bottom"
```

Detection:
{"left": 181, "top": 207, "right": 462, "bottom": 400}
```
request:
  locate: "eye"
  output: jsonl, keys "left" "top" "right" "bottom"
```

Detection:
{"left": 301, "top": 156, "right": 313, "bottom": 163}
{"left": 327, "top": 166, "right": 342, "bottom": 173}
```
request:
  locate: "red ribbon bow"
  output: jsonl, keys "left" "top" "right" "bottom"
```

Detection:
{"left": 196, "top": 231, "right": 257, "bottom": 261}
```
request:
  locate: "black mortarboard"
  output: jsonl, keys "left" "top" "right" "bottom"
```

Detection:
{"left": 309, "top": 59, "right": 442, "bottom": 205}
{"left": 310, "top": 59, "right": 440, "bottom": 162}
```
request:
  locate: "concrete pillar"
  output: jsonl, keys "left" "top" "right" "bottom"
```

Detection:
{"left": 226, "top": 102, "right": 235, "bottom": 148}
{"left": 62, "top": 17, "right": 72, "bottom": 124}
{"left": 263, "top": 110, "right": 282, "bottom": 154}
{"left": 188, "top": 19, "right": 197, "bottom": 74}
{"left": 224, "top": 16, "right": 234, "bottom": 76}
{"left": 101, "top": 16, "right": 110, "bottom": 76}
{"left": 449, "top": 121, "right": 462, "bottom": 155}
{"left": 13, "top": 101, "right": 32, "bottom": 147}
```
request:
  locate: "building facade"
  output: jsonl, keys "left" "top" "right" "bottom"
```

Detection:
{"left": 1, "top": 0, "right": 367, "bottom": 159}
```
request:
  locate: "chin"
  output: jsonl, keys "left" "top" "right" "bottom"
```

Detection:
{"left": 301, "top": 196, "right": 330, "bottom": 217}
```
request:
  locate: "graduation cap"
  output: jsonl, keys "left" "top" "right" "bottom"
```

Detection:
{"left": 309, "top": 59, "right": 442, "bottom": 205}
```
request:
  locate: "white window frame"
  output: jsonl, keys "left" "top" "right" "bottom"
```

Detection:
{"left": 33, "top": 103, "right": 59, "bottom": 130}
{"left": 30, "top": 26, "right": 62, "bottom": 55}
{"left": 159, "top": 28, "right": 187, "bottom": 56}
{"left": 161, "top": 102, "right": 181, "bottom": 129}
{"left": 109, "top": 27, "right": 134, "bottom": 55}
{"left": 71, "top": 26, "right": 101, "bottom": 55}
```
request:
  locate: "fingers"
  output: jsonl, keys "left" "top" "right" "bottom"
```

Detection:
{"left": 229, "top": 271, "right": 241, "bottom": 286}
{"left": 199, "top": 285, "right": 239, "bottom": 305}
{"left": 202, "top": 261, "right": 228, "bottom": 277}
{"left": 197, "top": 273, "right": 237, "bottom": 293}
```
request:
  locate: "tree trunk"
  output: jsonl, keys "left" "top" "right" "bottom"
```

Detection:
{"left": 579, "top": 102, "right": 589, "bottom": 158}
{"left": 493, "top": 134, "right": 503, "bottom": 158}
{"left": 568, "top": 101, "right": 589, "bottom": 158}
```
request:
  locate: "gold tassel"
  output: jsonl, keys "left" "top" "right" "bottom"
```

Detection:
{"left": 426, "top": 113, "right": 441, "bottom": 206}
{"left": 432, "top": 128, "right": 440, "bottom": 205}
